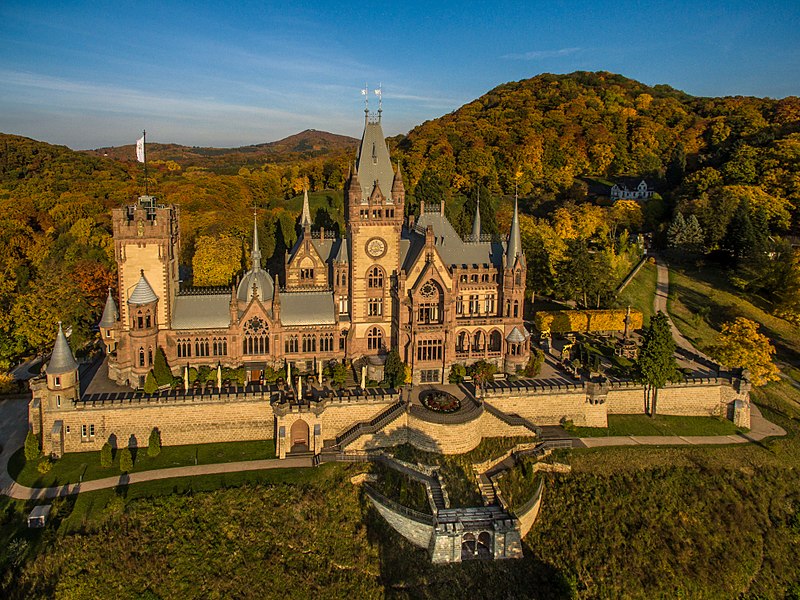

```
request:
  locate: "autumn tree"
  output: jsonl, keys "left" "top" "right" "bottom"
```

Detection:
{"left": 710, "top": 317, "right": 779, "bottom": 386}
{"left": 635, "top": 311, "right": 680, "bottom": 416}
{"left": 192, "top": 234, "right": 243, "bottom": 287}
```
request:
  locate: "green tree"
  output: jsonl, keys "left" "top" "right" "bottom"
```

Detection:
{"left": 448, "top": 363, "right": 466, "bottom": 383}
{"left": 192, "top": 234, "right": 243, "bottom": 287}
{"left": 24, "top": 430, "right": 41, "bottom": 461}
{"left": 143, "top": 371, "right": 158, "bottom": 395}
{"left": 523, "top": 349, "right": 545, "bottom": 378}
{"left": 710, "top": 317, "right": 779, "bottom": 386}
{"left": 148, "top": 428, "right": 162, "bottom": 458}
{"left": 100, "top": 442, "right": 113, "bottom": 468}
{"left": 331, "top": 362, "right": 348, "bottom": 388}
{"left": 153, "top": 347, "right": 172, "bottom": 386}
{"left": 119, "top": 447, "right": 133, "bottom": 473}
{"left": 383, "top": 350, "right": 406, "bottom": 388}
{"left": 468, "top": 360, "right": 497, "bottom": 387}
{"left": 635, "top": 311, "right": 680, "bottom": 416}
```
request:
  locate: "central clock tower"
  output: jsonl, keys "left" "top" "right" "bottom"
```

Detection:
{"left": 345, "top": 109, "right": 405, "bottom": 357}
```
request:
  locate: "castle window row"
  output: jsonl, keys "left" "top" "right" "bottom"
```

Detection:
{"left": 459, "top": 273, "right": 497, "bottom": 283}
{"left": 359, "top": 208, "right": 396, "bottom": 219}
{"left": 417, "top": 338, "right": 443, "bottom": 362}
{"left": 138, "top": 346, "right": 154, "bottom": 368}
{"left": 177, "top": 337, "right": 229, "bottom": 358}
{"left": 456, "top": 330, "right": 503, "bottom": 354}
{"left": 456, "top": 294, "right": 497, "bottom": 316}
{"left": 284, "top": 333, "right": 337, "bottom": 354}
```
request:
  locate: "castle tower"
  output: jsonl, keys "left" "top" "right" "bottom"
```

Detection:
{"left": 127, "top": 271, "right": 160, "bottom": 387}
{"left": 45, "top": 322, "right": 80, "bottom": 407}
{"left": 503, "top": 197, "right": 529, "bottom": 372}
{"left": 98, "top": 287, "right": 119, "bottom": 353}
{"left": 346, "top": 108, "right": 405, "bottom": 356}
{"left": 112, "top": 195, "right": 180, "bottom": 331}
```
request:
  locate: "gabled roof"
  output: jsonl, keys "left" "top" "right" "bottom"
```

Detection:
{"left": 128, "top": 272, "right": 158, "bottom": 305}
{"left": 280, "top": 291, "right": 336, "bottom": 326}
{"left": 99, "top": 288, "right": 118, "bottom": 328}
{"left": 46, "top": 322, "right": 78, "bottom": 376}
{"left": 402, "top": 212, "right": 505, "bottom": 269}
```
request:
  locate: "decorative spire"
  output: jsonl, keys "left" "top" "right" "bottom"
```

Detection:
{"left": 471, "top": 188, "right": 481, "bottom": 241}
{"left": 99, "top": 287, "right": 118, "bottom": 328}
{"left": 251, "top": 212, "right": 262, "bottom": 270}
{"left": 47, "top": 322, "right": 78, "bottom": 376}
{"left": 391, "top": 161, "right": 405, "bottom": 198}
{"left": 301, "top": 188, "right": 312, "bottom": 228}
{"left": 506, "top": 196, "right": 522, "bottom": 269}
{"left": 128, "top": 271, "right": 159, "bottom": 305}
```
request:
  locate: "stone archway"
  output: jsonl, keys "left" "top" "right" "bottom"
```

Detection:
{"left": 290, "top": 419, "right": 310, "bottom": 453}
{"left": 461, "top": 533, "right": 476, "bottom": 560}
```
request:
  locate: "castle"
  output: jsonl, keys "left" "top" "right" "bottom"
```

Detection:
{"left": 98, "top": 108, "right": 529, "bottom": 390}
{"left": 28, "top": 108, "right": 751, "bottom": 463}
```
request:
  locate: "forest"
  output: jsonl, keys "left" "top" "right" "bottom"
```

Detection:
{"left": 0, "top": 71, "right": 798, "bottom": 378}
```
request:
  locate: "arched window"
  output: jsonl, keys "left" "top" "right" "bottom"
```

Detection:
{"left": 505, "top": 301, "right": 510, "bottom": 317}
{"left": 368, "top": 266, "right": 384, "bottom": 289}
{"left": 138, "top": 347, "right": 145, "bottom": 367}
{"left": 145, "top": 311, "right": 152, "bottom": 328}
{"left": 136, "top": 310, "right": 144, "bottom": 329}
{"left": 244, "top": 317, "right": 269, "bottom": 355}
{"left": 472, "top": 330, "right": 485, "bottom": 353}
{"left": 302, "top": 334, "right": 316, "bottom": 353}
{"left": 515, "top": 271, "right": 522, "bottom": 286}
{"left": 148, "top": 347, "right": 153, "bottom": 366}
{"left": 513, "top": 300, "right": 519, "bottom": 318}
{"left": 457, "top": 331, "right": 469, "bottom": 353}
{"left": 367, "top": 327, "right": 384, "bottom": 351}
{"left": 489, "top": 330, "right": 502, "bottom": 352}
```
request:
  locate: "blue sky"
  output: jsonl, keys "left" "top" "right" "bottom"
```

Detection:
{"left": 1, "top": 0, "right": 798, "bottom": 149}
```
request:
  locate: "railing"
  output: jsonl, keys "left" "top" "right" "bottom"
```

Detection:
{"left": 363, "top": 483, "right": 436, "bottom": 525}
{"left": 333, "top": 401, "right": 406, "bottom": 449}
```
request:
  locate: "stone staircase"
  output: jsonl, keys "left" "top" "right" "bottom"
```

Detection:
{"left": 322, "top": 401, "right": 406, "bottom": 454}
{"left": 477, "top": 473, "right": 496, "bottom": 505}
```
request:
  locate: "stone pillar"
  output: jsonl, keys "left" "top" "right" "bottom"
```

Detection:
{"left": 313, "top": 423, "right": 321, "bottom": 454}
{"left": 278, "top": 426, "right": 286, "bottom": 459}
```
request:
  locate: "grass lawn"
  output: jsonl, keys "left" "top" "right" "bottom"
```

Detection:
{"left": 616, "top": 260, "right": 658, "bottom": 325}
{"left": 667, "top": 263, "right": 800, "bottom": 364}
{"left": 566, "top": 414, "right": 743, "bottom": 438}
{"left": 9, "top": 438, "right": 276, "bottom": 488}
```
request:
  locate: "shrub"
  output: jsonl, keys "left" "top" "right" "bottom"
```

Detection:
{"left": 263, "top": 365, "right": 284, "bottom": 384}
{"left": 147, "top": 428, "right": 161, "bottom": 458}
{"left": 196, "top": 365, "right": 213, "bottom": 384}
{"left": 187, "top": 367, "right": 198, "bottom": 384}
{"left": 331, "top": 362, "right": 348, "bottom": 388}
{"left": 37, "top": 459, "right": 53, "bottom": 474}
{"left": 384, "top": 349, "right": 406, "bottom": 388}
{"left": 222, "top": 367, "right": 246, "bottom": 386}
{"left": 119, "top": 447, "right": 133, "bottom": 473}
{"left": 523, "top": 349, "right": 545, "bottom": 377}
{"left": 535, "top": 309, "right": 643, "bottom": 334}
{"left": 100, "top": 442, "right": 113, "bottom": 468}
{"left": 153, "top": 347, "right": 172, "bottom": 386}
{"left": 449, "top": 363, "right": 466, "bottom": 383}
{"left": 0, "top": 371, "right": 17, "bottom": 394}
{"left": 143, "top": 371, "right": 158, "bottom": 394}
{"left": 24, "top": 430, "right": 41, "bottom": 461}
{"left": 468, "top": 360, "right": 497, "bottom": 385}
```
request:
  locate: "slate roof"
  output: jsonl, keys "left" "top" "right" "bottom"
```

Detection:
{"left": 172, "top": 294, "right": 232, "bottom": 329}
{"left": 280, "top": 291, "right": 336, "bottom": 326}
{"left": 128, "top": 273, "right": 159, "bottom": 305}
{"left": 356, "top": 119, "right": 395, "bottom": 201}
{"left": 288, "top": 234, "right": 348, "bottom": 265}
{"left": 237, "top": 268, "right": 274, "bottom": 302}
{"left": 506, "top": 326, "right": 529, "bottom": 343}
{"left": 99, "top": 288, "right": 118, "bottom": 328}
{"left": 46, "top": 323, "right": 78, "bottom": 375}
{"left": 402, "top": 211, "right": 506, "bottom": 269}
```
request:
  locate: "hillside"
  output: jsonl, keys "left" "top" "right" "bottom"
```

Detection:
{"left": 84, "top": 129, "right": 358, "bottom": 171}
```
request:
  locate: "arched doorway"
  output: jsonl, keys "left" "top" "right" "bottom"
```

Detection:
{"left": 290, "top": 419, "right": 310, "bottom": 453}
{"left": 477, "top": 531, "right": 492, "bottom": 558}
{"left": 461, "top": 533, "right": 476, "bottom": 560}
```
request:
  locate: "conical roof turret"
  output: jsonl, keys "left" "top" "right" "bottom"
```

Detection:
{"left": 391, "top": 163, "right": 405, "bottom": 196}
{"left": 300, "top": 188, "right": 312, "bottom": 228}
{"left": 99, "top": 288, "right": 118, "bottom": 328}
{"left": 506, "top": 196, "right": 522, "bottom": 269}
{"left": 471, "top": 191, "right": 481, "bottom": 241}
{"left": 46, "top": 322, "right": 78, "bottom": 376}
{"left": 128, "top": 271, "right": 159, "bottom": 305}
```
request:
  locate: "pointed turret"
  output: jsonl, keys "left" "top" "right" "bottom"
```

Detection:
{"left": 301, "top": 188, "right": 312, "bottom": 228}
{"left": 46, "top": 322, "right": 78, "bottom": 376}
{"left": 251, "top": 213, "right": 262, "bottom": 270}
{"left": 128, "top": 271, "right": 159, "bottom": 305}
{"left": 99, "top": 288, "right": 118, "bottom": 328}
{"left": 506, "top": 196, "right": 522, "bottom": 269}
{"left": 355, "top": 115, "right": 393, "bottom": 200}
{"left": 391, "top": 163, "right": 405, "bottom": 197}
{"left": 471, "top": 192, "right": 481, "bottom": 241}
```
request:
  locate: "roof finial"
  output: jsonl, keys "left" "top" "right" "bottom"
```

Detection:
{"left": 375, "top": 84, "right": 382, "bottom": 120}
{"left": 251, "top": 211, "right": 262, "bottom": 269}
{"left": 301, "top": 188, "right": 312, "bottom": 228}
{"left": 506, "top": 194, "right": 522, "bottom": 269}
{"left": 361, "top": 83, "right": 369, "bottom": 120}
{"left": 471, "top": 187, "right": 481, "bottom": 241}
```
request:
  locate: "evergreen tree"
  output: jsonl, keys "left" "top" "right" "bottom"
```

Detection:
{"left": 636, "top": 311, "right": 680, "bottom": 416}
{"left": 144, "top": 371, "right": 158, "bottom": 395}
{"left": 147, "top": 427, "right": 162, "bottom": 458}
{"left": 383, "top": 350, "right": 406, "bottom": 388}
{"left": 153, "top": 347, "right": 172, "bottom": 386}
{"left": 100, "top": 442, "right": 113, "bottom": 468}
{"left": 684, "top": 215, "right": 704, "bottom": 252}
{"left": 667, "top": 211, "right": 687, "bottom": 249}
{"left": 723, "top": 200, "right": 756, "bottom": 262}
{"left": 119, "top": 447, "right": 133, "bottom": 473}
{"left": 24, "top": 430, "right": 41, "bottom": 461}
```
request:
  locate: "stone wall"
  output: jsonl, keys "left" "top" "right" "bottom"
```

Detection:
{"left": 364, "top": 486, "right": 434, "bottom": 549}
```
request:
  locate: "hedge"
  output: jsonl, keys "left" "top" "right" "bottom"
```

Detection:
{"left": 535, "top": 309, "right": 643, "bottom": 334}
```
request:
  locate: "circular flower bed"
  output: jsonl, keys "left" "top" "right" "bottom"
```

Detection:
{"left": 420, "top": 390, "right": 461, "bottom": 414}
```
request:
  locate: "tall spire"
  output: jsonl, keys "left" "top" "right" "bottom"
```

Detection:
{"left": 301, "top": 188, "right": 312, "bottom": 228}
{"left": 471, "top": 188, "right": 481, "bottom": 241}
{"left": 99, "top": 287, "right": 118, "bottom": 328}
{"left": 506, "top": 196, "right": 522, "bottom": 269}
{"left": 47, "top": 322, "right": 78, "bottom": 376}
{"left": 251, "top": 211, "right": 262, "bottom": 269}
